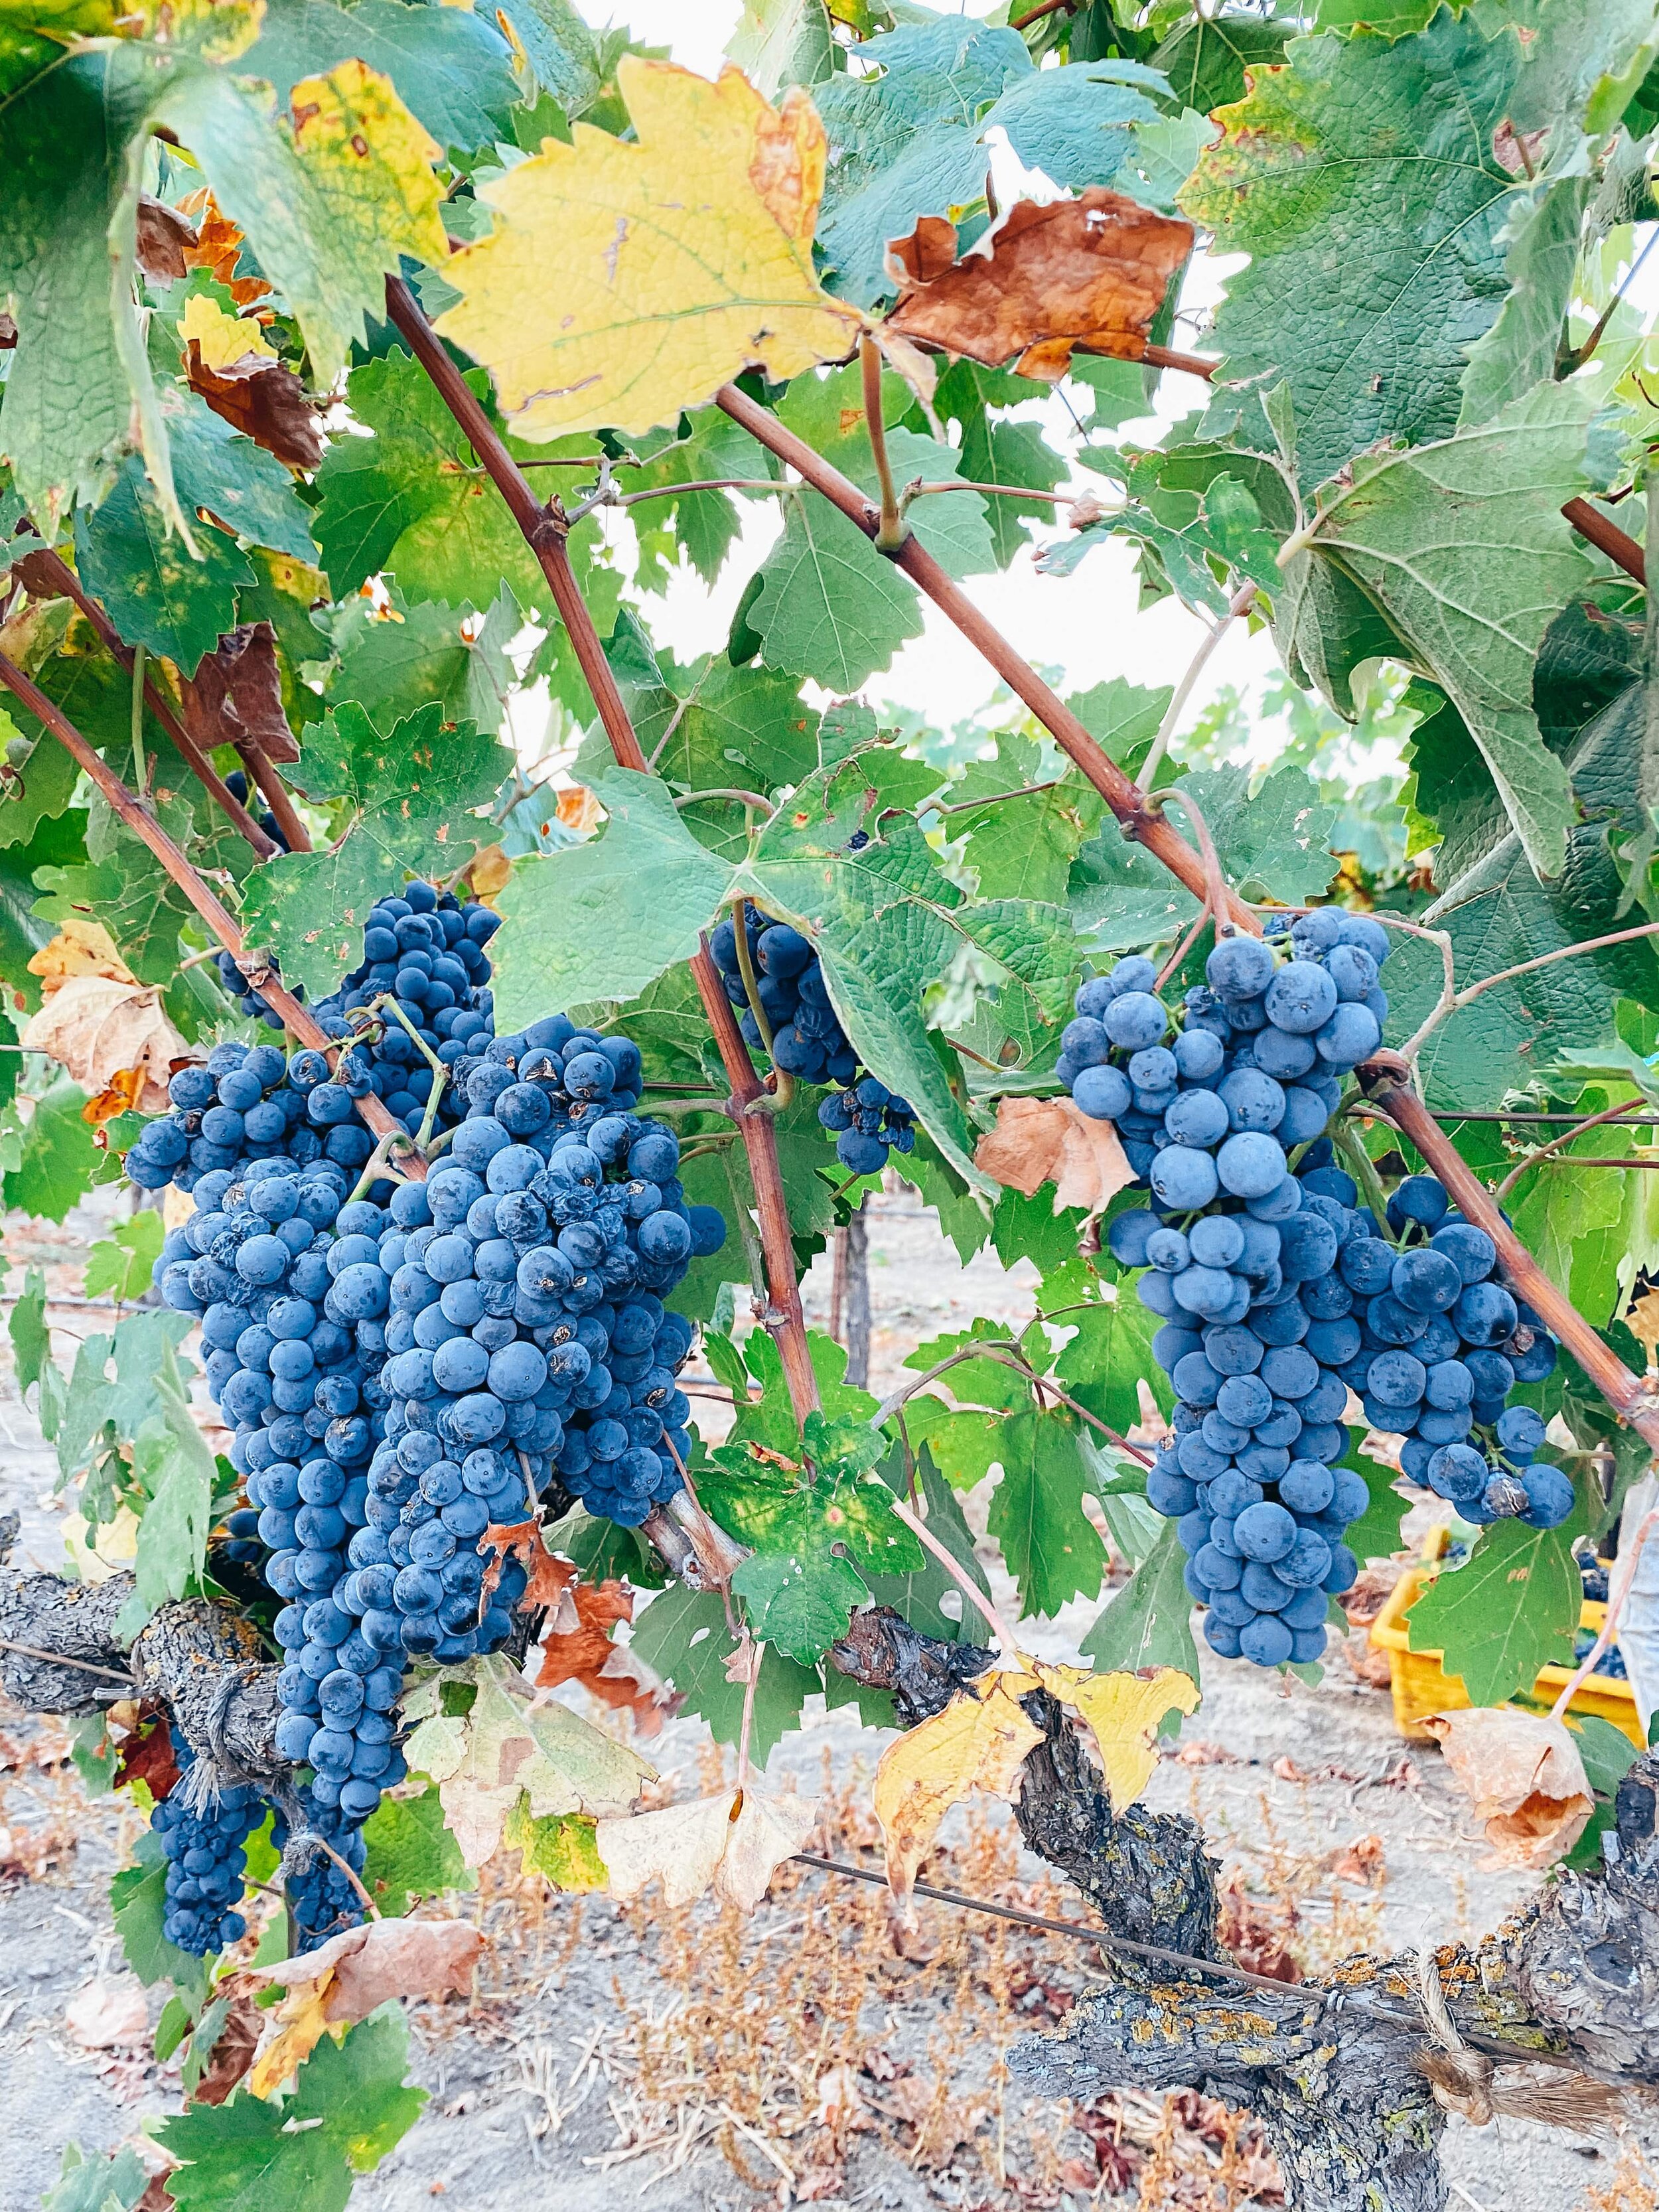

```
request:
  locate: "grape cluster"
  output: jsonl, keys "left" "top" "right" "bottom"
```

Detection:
{"left": 375, "top": 1014, "right": 719, "bottom": 1540}
{"left": 151, "top": 1733, "right": 260, "bottom": 1955}
{"left": 1072, "top": 911, "right": 1563, "bottom": 1670}
{"left": 818, "top": 1078, "right": 916, "bottom": 1176}
{"left": 1371, "top": 1173, "right": 1563, "bottom": 1525}
{"left": 226, "top": 767, "right": 292, "bottom": 854}
{"left": 709, "top": 910, "right": 916, "bottom": 1177}
{"left": 271, "top": 1788, "right": 372, "bottom": 1952}
{"left": 312, "top": 879, "right": 500, "bottom": 1110}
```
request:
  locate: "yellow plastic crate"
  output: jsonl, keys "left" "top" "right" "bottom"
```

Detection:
{"left": 1368, "top": 1562, "right": 1644, "bottom": 1747}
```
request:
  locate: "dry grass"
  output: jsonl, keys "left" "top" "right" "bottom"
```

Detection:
{"left": 500, "top": 1749, "right": 1288, "bottom": 2207}
{"left": 1572, "top": 2137, "right": 1659, "bottom": 2211}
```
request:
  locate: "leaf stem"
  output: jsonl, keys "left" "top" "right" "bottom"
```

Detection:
{"left": 861, "top": 332, "right": 908, "bottom": 554}
{"left": 1492, "top": 1092, "right": 1658, "bottom": 1202}
{"left": 889, "top": 1492, "right": 1017, "bottom": 1655}
{"left": 129, "top": 641, "right": 148, "bottom": 802}
{"left": 1138, "top": 581, "right": 1258, "bottom": 793}
{"left": 675, "top": 787, "right": 774, "bottom": 812}
{"left": 714, "top": 380, "right": 1263, "bottom": 936}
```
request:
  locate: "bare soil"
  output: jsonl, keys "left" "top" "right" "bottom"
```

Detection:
{"left": 0, "top": 1187, "right": 1650, "bottom": 2210}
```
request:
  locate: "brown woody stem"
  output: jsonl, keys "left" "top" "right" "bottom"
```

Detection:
{"left": 22, "top": 545, "right": 279, "bottom": 859}
{"left": 713, "top": 382, "right": 1261, "bottom": 938}
{"left": 383, "top": 278, "right": 818, "bottom": 1423}
{"left": 0, "top": 646, "right": 419, "bottom": 1169}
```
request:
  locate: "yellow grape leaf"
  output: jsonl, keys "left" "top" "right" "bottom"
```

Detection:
{"left": 1627, "top": 1285, "right": 1659, "bottom": 1367}
{"left": 290, "top": 58, "right": 449, "bottom": 293}
{"left": 502, "top": 1798, "right": 608, "bottom": 1890}
{"left": 179, "top": 292, "right": 277, "bottom": 372}
{"left": 248, "top": 1919, "right": 484, "bottom": 2093}
{"left": 401, "top": 1653, "right": 653, "bottom": 1866}
{"left": 248, "top": 1976, "right": 332, "bottom": 2098}
{"left": 28, "top": 920, "right": 132, "bottom": 990}
{"left": 20, "top": 974, "right": 188, "bottom": 1115}
{"left": 1033, "top": 1660, "right": 1199, "bottom": 1814}
{"left": 435, "top": 56, "right": 864, "bottom": 439}
{"left": 873, "top": 1668, "right": 1045, "bottom": 1903}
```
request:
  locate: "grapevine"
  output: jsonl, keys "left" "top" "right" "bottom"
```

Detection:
{"left": 0, "top": 5, "right": 1657, "bottom": 2208}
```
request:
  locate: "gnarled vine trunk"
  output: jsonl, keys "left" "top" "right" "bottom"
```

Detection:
{"left": 832, "top": 1608, "right": 1658, "bottom": 2212}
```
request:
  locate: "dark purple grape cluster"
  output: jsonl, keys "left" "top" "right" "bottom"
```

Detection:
{"left": 817, "top": 1077, "right": 916, "bottom": 1176}
{"left": 375, "top": 1013, "right": 719, "bottom": 1540}
{"left": 151, "top": 1733, "right": 261, "bottom": 1955}
{"left": 270, "top": 1787, "right": 372, "bottom": 1953}
{"left": 1074, "top": 911, "right": 1565, "bottom": 1670}
{"left": 708, "top": 909, "right": 915, "bottom": 1176}
{"left": 1374, "top": 1173, "right": 1563, "bottom": 1521}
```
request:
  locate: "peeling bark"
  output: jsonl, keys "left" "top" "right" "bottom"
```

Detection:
{"left": 1, "top": 1552, "right": 287, "bottom": 1788}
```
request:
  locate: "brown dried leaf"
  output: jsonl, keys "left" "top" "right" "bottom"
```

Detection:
{"left": 974, "top": 1092, "right": 1133, "bottom": 1217}
{"left": 532, "top": 1570, "right": 674, "bottom": 1731}
{"left": 249, "top": 1919, "right": 484, "bottom": 2090}
{"left": 185, "top": 342, "right": 325, "bottom": 473}
{"left": 20, "top": 974, "right": 189, "bottom": 1114}
{"left": 1627, "top": 1285, "right": 1659, "bottom": 1368}
{"left": 595, "top": 1790, "right": 736, "bottom": 1907}
{"left": 187, "top": 1986, "right": 263, "bottom": 2106}
{"left": 715, "top": 1787, "right": 815, "bottom": 1911}
{"left": 482, "top": 1519, "right": 574, "bottom": 1611}
{"left": 1216, "top": 1875, "right": 1299, "bottom": 1984}
{"left": 136, "top": 194, "right": 194, "bottom": 282}
{"left": 181, "top": 623, "right": 302, "bottom": 765}
{"left": 885, "top": 189, "right": 1194, "bottom": 382}
{"left": 66, "top": 1976, "right": 149, "bottom": 2049}
{"left": 113, "top": 1703, "right": 182, "bottom": 1801}
{"left": 1421, "top": 1708, "right": 1593, "bottom": 1869}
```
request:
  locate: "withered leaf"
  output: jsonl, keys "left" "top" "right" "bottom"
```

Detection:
{"left": 181, "top": 622, "right": 302, "bottom": 766}
{"left": 136, "top": 194, "right": 196, "bottom": 283}
{"left": 974, "top": 1093, "right": 1135, "bottom": 1217}
{"left": 248, "top": 1919, "right": 484, "bottom": 2091}
{"left": 20, "top": 972, "right": 189, "bottom": 1114}
{"left": 885, "top": 190, "right": 1194, "bottom": 381}
{"left": 185, "top": 342, "right": 325, "bottom": 473}
{"left": 1421, "top": 1708, "right": 1594, "bottom": 1870}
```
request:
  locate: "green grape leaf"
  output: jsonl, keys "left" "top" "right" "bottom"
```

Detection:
{"left": 242, "top": 0, "right": 520, "bottom": 154}
{"left": 157, "top": 2006, "right": 426, "bottom": 2211}
{"left": 492, "top": 769, "right": 735, "bottom": 1027}
{"left": 117, "top": 1345, "right": 216, "bottom": 1636}
{"left": 74, "top": 466, "right": 254, "bottom": 678}
{"left": 53, "top": 1309, "right": 195, "bottom": 1489}
{"left": 43, "top": 2142, "right": 151, "bottom": 2212}
{"left": 648, "top": 660, "right": 821, "bottom": 800}
{"left": 111, "top": 1828, "right": 214, "bottom": 2008}
{"left": 1070, "top": 762, "right": 1337, "bottom": 949}
{"left": 1179, "top": 11, "right": 1522, "bottom": 487}
{"left": 153, "top": 55, "right": 449, "bottom": 392}
{"left": 1406, "top": 1516, "right": 1581, "bottom": 1707}
{"left": 984, "top": 1409, "right": 1107, "bottom": 1621}
{"left": 4, "top": 1075, "right": 101, "bottom": 1222}
{"left": 1151, "top": 12, "right": 1290, "bottom": 111}
{"left": 1383, "top": 824, "right": 1658, "bottom": 1113}
{"left": 1342, "top": 1448, "right": 1409, "bottom": 1567}
{"left": 491, "top": 0, "right": 598, "bottom": 111}
{"left": 862, "top": 1444, "right": 992, "bottom": 1645}
{"left": 1054, "top": 1280, "right": 1172, "bottom": 1434}
{"left": 328, "top": 584, "right": 518, "bottom": 737}
{"left": 729, "top": 0, "right": 834, "bottom": 96}
{"left": 1311, "top": 0, "right": 1434, "bottom": 32}
{"left": 1303, "top": 379, "right": 1593, "bottom": 878}
{"left": 700, "top": 1443, "right": 921, "bottom": 1665}
{"left": 626, "top": 1585, "right": 816, "bottom": 1765}
{"left": 9, "top": 1262, "right": 50, "bottom": 1396}
{"left": 1066, "top": 676, "right": 1173, "bottom": 780}
{"left": 241, "top": 701, "right": 510, "bottom": 997}
{"left": 626, "top": 407, "right": 777, "bottom": 587}
{"left": 0, "top": 809, "right": 85, "bottom": 1016}
{"left": 0, "top": 725, "right": 79, "bottom": 849}
{"left": 958, "top": 415, "right": 1067, "bottom": 571}
{"left": 1509, "top": 1159, "right": 1630, "bottom": 1329}
{"left": 1459, "top": 175, "right": 1591, "bottom": 427}
{"left": 361, "top": 1783, "right": 476, "bottom": 1916}
{"left": 84, "top": 1211, "right": 163, "bottom": 1303}
{"left": 749, "top": 488, "right": 922, "bottom": 692}
{"left": 1080, "top": 1517, "right": 1200, "bottom": 1682}
{"left": 312, "top": 349, "right": 555, "bottom": 613}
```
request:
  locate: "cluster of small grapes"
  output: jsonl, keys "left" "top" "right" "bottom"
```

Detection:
{"left": 709, "top": 910, "right": 916, "bottom": 1176}
{"left": 818, "top": 1078, "right": 916, "bottom": 1177}
{"left": 269, "top": 1788, "right": 372, "bottom": 1952}
{"left": 375, "top": 1014, "right": 716, "bottom": 1538}
{"left": 1366, "top": 1173, "right": 1564, "bottom": 1525}
{"left": 151, "top": 1733, "right": 261, "bottom": 1955}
